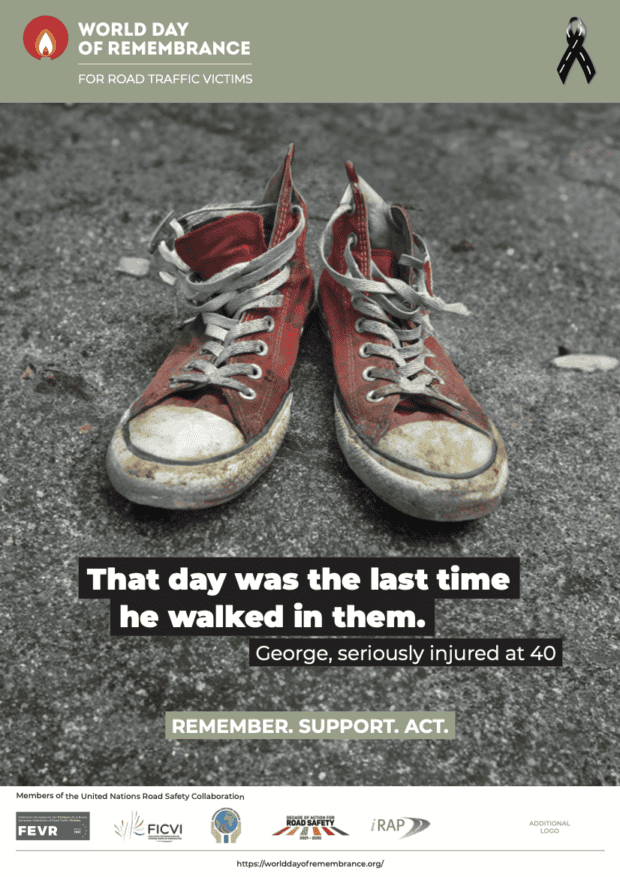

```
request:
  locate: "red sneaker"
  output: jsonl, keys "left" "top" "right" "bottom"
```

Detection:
{"left": 318, "top": 163, "right": 508, "bottom": 521}
{"left": 107, "top": 145, "right": 314, "bottom": 509}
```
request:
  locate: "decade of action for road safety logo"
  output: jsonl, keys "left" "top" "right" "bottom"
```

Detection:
{"left": 273, "top": 816, "right": 349, "bottom": 839}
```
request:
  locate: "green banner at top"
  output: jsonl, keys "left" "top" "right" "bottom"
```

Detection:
{"left": 4, "top": 0, "right": 619, "bottom": 102}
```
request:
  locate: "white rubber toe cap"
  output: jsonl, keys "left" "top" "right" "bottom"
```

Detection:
{"left": 377, "top": 420, "right": 495, "bottom": 475}
{"left": 129, "top": 405, "right": 245, "bottom": 462}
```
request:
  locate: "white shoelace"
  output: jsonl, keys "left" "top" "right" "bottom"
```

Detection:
{"left": 156, "top": 204, "right": 304, "bottom": 400}
{"left": 319, "top": 203, "right": 468, "bottom": 407}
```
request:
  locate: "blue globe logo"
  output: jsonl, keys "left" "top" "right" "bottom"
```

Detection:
{"left": 212, "top": 808, "right": 241, "bottom": 844}
{"left": 215, "top": 810, "right": 238, "bottom": 835}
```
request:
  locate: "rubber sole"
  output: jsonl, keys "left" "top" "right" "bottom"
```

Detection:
{"left": 334, "top": 395, "right": 508, "bottom": 521}
{"left": 106, "top": 394, "right": 293, "bottom": 510}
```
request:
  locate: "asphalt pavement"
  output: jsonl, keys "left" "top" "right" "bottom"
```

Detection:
{"left": 1, "top": 103, "right": 619, "bottom": 786}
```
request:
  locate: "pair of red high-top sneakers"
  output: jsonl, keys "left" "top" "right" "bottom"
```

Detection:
{"left": 107, "top": 145, "right": 508, "bottom": 521}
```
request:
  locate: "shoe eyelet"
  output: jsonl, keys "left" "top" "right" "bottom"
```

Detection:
{"left": 366, "top": 389, "right": 381, "bottom": 403}
{"left": 248, "top": 364, "right": 263, "bottom": 380}
{"left": 359, "top": 343, "right": 371, "bottom": 359}
{"left": 348, "top": 233, "right": 358, "bottom": 248}
{"left": 255, "top": 340, "right": 269, "bottom": 356}
{"left": 354, "top": 318, "right": 365, "bottom": 334}
{"left": 361, "top": 367, "right": 376, "bottom": 382}
{"left": 346, "top": 204, "right": 355, "bottom": 216}
{"left": 239, "top": 387, "right": 257, "bottom": 400}
{"left": 182, "top": 363, "right": 195, "bottom": 372}
{"left": 264, "top": 316, "right": 275, "bottom": 332}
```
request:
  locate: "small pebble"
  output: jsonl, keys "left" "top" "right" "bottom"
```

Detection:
{"left": 116, "top": 257, "right": 151, "bottom": 277}
{"left": 551, "top": 354, "right": 618, "bottom": 373}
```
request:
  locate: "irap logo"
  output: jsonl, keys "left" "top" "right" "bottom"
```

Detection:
{"left": 371, "top": 817, "right": 430, "bottom": 840}
{"left": 114, "top": 811, "right": 145, "bottom": 841}
{"left": 273, "top": 816, "right": 349, "bottom": 839}
{"left": 211, "top": 808, "right": 241, "bottom": 844}
{"left": 23, "top": 16, "right": 69, "bottom": 60}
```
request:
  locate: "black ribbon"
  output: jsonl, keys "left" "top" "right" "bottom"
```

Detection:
{"left": 557, "top": 17, "right": 596, "bottom": 83}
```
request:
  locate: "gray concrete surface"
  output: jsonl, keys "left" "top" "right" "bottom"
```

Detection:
{"left": 1, "top": 104, "right": 619, "bottom": 786}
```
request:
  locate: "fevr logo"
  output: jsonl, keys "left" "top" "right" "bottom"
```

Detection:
{"left": 23, "top": 16, "right": 69, "bottom": 60}
{"left": 18, "top": 825, "right": 57, "bottom": 836}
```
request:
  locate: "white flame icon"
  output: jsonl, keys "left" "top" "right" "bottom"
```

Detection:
{"left": 38, "top": 31, "right": 54, "bottom": 56}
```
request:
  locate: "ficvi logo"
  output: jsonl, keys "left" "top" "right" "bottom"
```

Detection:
{"left": 147, "top": 823, "right": 183, "bottom": 843}
{"left": 23, "top": 16, "right": 69, "bottom": 60}
{"left": 114, "top": 811, "right": 145, "bottom": 841}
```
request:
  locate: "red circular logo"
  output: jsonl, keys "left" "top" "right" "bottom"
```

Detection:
{"left": 23, "top": 16, "right": 69, "bottom": 60}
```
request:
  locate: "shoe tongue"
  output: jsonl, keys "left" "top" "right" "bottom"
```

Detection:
{"left": 175, "top": 212, "right": 268, "bottom": 280}
{"left": 371, "top": 248, "right": 399, "bottom": 278}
